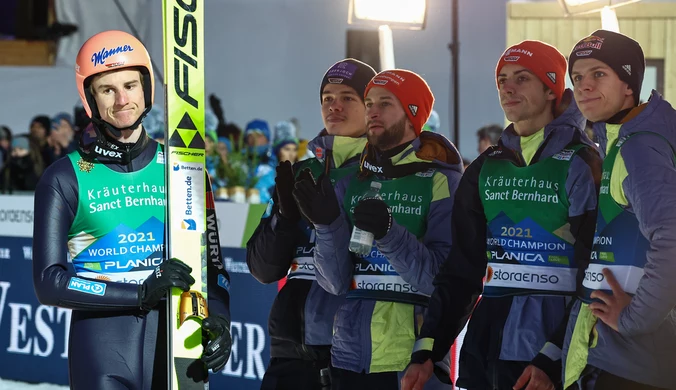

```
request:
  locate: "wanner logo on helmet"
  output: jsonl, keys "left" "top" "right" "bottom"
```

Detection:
{"left": 182, "top": 219, "right": 197, "bottom": 230}
{"left": 91, "top": 45, "right": 134, "bottom": 67}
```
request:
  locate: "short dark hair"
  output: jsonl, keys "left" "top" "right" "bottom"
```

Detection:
{"left": 477, "top": 124, "right": 502, "bottom": 144}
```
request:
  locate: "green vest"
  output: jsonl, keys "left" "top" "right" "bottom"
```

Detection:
{"left": 478, "top": 145, "right": 583, "bottom": 297}
{"left": 581, "top": 133, "right": 658, "bottom": 302}
{"left": 342, "top": 169, "right": 434, "bottom": 306}
{"left": 67, "top": 145, "right": 166, "bottom": 284}
{"left": 287, "top": 158, "right": 359, "bottom": 281}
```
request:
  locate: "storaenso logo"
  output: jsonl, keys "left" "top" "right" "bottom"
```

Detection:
{"left": 173, "top": 0, "right": 199, "bottom": 109}
{"left": 585, "top": 270, "right": 605, "bottom": 283}
{"left": 0, "top": 209, "right": 33, "bottom": 223}
{"left": 492, "top": 270, "right": 560, "bottom": 284}
{"left": 94, "top": 145, "right": 123, "bottom": 159}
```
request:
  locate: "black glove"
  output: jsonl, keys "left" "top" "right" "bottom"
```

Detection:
{"left": 292, "top": 170, "right": 340, "bottom": 226}
{"left": 139, "top": 259, "right": 195, "bottom": 310}
{"left": 202, "top": 315, "right": 232, "bottom": 372}
{"left": 353, "top": 198, "right": 392, "bottom": 240}
{"left": 275, "top": 161, "right": 300, "bottom": 222}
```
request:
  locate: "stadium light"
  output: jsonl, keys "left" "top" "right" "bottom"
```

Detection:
{"left": 600, "top": 6, "right": 620, "bottom": 32}
{"left": 557, "top": 0, "right": 642, "bottom": 17}
{"left": 348, "top": 0, "right": 428, "bottom": 30}
{"left": 564, "top": 0, "right": 598, "bottom": 6}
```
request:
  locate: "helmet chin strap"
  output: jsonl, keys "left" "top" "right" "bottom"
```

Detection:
{"left": 90, "top": 107, "right": 148, "bottom": 138}
{"left": 79, "top": 108, "right": 151, "bottom": 164}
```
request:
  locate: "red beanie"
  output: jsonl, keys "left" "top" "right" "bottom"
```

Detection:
{"left": 496, "top": 40, "right": 567, "bottom": 105}
{"left": 364, "top": 69, "right": 434, "bottom": 135}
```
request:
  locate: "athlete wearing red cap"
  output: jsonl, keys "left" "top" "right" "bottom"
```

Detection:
{"left": 32, "top": 30, "right": 232, "bottom": 389}
{"left": 402, "top": 40, "right": 601, "bottom": 390}
{"left": 293, "top": 69, "right": 464, "bottom": 389}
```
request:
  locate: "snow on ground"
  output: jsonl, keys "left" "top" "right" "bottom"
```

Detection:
{"left": 0, "top": 378, "right": 68, "bottom": 390}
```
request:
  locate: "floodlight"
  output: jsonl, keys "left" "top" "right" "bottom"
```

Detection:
{"left": 348, "top": 0, "right": 427, "bottom": 30}
{"left": 600, "top": 6, "right": 620, "bottom": 32}
{"left": 557, "top": 0, "right": 642, "bottom": 16}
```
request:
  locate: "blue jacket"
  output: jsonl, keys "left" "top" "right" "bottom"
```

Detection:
{"left": 246, "top": 131, "right": 366, "bottom": 360}
{"left": 411, "top": 91, "right": 601, "bottom": 388}
{"left": 563, "top": 91, "right": 676, "bottom": 389}
{"left": 313, "top": 132, "right": 463, "bottom": 377}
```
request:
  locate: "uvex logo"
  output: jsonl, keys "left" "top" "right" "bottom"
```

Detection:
{"left": 94, "top": 145, "right": 122, "bottom": 158}
{"left": 363, "top": 161, "right": 383, "bottom": 173}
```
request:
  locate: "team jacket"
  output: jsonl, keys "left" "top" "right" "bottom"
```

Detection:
{"left": 246, "top": 131, "right": 366, "bottom": 360}
{"left": 411, "top": 91, "right": 601, "bottom": 388}
{"left": 563, "top": 90, "right": 676, "bottom": 389}
{"left": 313, "top": 131, "right": 464, "bottom": 375}
{"left": 32, "top": 131, "right": 230, "bottom": 321}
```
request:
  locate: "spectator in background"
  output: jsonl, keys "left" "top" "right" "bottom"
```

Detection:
{"left": 245, "top": 119, "right": 274, "bottom": 203}
{"left": 0, "top": 126, "right": 12, "bottom": 191}
{"left": 272, "top": 121, "right": 299, "bottom": 164}
{"left": 205, "top": 130, "right": 220, "bottom": 182}
{"left": 209, "top": 93, "right": 242, "bottom": 144}
{"left": 143, "top": 105, "right": 165, "bottom": 144}
{"left": 0, "top": 125, "right": 12, "bottom": 152}
{"left": 29, "top": 115, "right": 52, "bottom": 167}
{"left": 212, "top": 136, "right": 232, "bottom": 192}
{"left": 221, "top": 122, "right": 242, "bottom": 146}
{"left": 7, "top": 134, "right": 44, "bottom": 192}
{"left": 275, "top": 140, "right": 298, "bottom": 163}
{"left": 217, "top": 136, "right": 231, "bottom": 165}
{"left": 48, "top": 112, "right": 77, "bottom": 162}
{"left": 204, "top": 110, "right": 225, "bottom": 192}
{"left": 245, "top": 119, "right": 271, "bottom": 152}
{"left": 422, "top": 110, "right": 440, "bottom": 133}
{"left": 29, "top": 114, "right": 54, "bottom": 168}
{"left": 73, "top": 102, "right": 91, "bottom": 132}
{"left": 297, "top": 138, "right": 313, "bottom": 161}
{"left": 476, "top": 124, "right": 503, "bottom": 154}
{"left": 289, "top": 117, "right": 301, "bottom": 135}
{"left": 255, "top": 121, "right": 300, "bottom": 205}
{"left": 30, "top": 115, "right": 51, "bottom": 145}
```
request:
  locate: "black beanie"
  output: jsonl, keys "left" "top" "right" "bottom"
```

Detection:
{"left": 31, "top": 115, "right": 52, "bottom": 135}
{"left": 568, "top": 30, "right": 645, "bottom": 105}
{"left": 320, "top": 58, "right": 377, "bottom": 103}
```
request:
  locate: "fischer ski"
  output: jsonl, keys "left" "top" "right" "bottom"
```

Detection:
{"left": 163, "top": 0, "right": 209, "bottom": 389}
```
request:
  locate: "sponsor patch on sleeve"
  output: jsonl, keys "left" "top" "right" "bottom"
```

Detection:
{"left": 217, "top": 274, "right": 231, "bottom": 292}
{"left": 552, "top": 149, "right": 575, "bottom": 161}
{"left": 67, "top": 277, "right": 107, "bottom": 296}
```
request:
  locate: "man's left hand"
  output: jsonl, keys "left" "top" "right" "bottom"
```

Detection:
{"left": 513, "top": 365, "right": 555, "bottom": 390}
{"left": 201, "top": 315, "right": 232, "bottom": 372}
{"left": 589, "top": 268, "right": 632, "bottom": 332}
{"left": 353, "top": 198, "right": 392, "bottom": 240}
